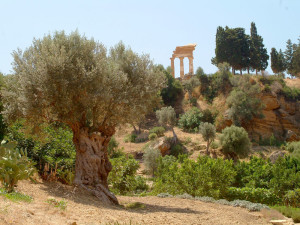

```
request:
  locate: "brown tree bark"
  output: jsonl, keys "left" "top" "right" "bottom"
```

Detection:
{"left": 206, "top": 140, "right": 211, "bottom": 156}
{"left": 72, "top": 125, "right": 118, "bottom": 205}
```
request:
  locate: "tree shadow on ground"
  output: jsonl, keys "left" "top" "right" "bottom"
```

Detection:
{"left": 121, "top": 202, "right": 203, "bottom": 215}
{"left": 39, "top": 181, "right": 203, "bottom": 215}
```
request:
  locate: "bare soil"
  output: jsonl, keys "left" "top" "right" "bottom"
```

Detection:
{"left": 0, "top": 180, "right": 273, "bottom": 225}
{"left": 284, "top": 78, "right": 300, "bottom": 89}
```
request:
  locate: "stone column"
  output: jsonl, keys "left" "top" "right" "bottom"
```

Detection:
{"left": 179, "top": 57, "right": 184, "bottom": 79}
{"left": 188, "top": 57, "right": 194, "bottom": 74}
{"left": 170, "top": 58, "right": 175, "bottom": 78}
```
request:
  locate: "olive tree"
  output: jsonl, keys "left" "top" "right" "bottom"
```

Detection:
{"left": 156, "top": 106, "right": 177, "bottom": 143}
{"left": 2, "top": 31, "right": 165, "bottom": 204}
{"left": 199, "top": 122, "right": 216, "bottom": 155}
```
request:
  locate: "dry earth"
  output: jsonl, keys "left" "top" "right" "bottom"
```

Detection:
{"left": 285, "top": 78, "right": 300, "bottom": 89}
{"left": 0, "top": 180, "right": 277, "bottom": 225}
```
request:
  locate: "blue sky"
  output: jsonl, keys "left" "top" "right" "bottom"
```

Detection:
{"left": 0, "top": 0, "right": 299, "bottom": 77}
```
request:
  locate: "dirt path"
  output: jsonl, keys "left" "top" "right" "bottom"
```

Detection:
{"left": 0, "top": 181, "right": 273, "bottom": 225}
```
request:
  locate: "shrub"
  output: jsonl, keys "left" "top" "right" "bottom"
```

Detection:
{"left": 108, "top": 137, "right": 126, "bottom": 159}
{"left": 170, "top": 143, "right": 185, "bottom": 158}
{"left": 7, "top": 122, "right": 76, "bottom": 184}
{"left": 124, "top": 134, "right": 137, "bottom": 143}
{"left": 149, "top": 127, "right": 165, "bottom": 137}
{"left": 281, "top": 86, "right": 300, "bottom": 101}
{"left": 0, "top": 142, "right": 36, "bottom": 192}
{"left": 160, "top": 70, "right": 183, "bottom": 106}
{"left": 259, "top": 134, "right": 284, "bottom": 147}
{"left": 270, "top": 156, "right": 300, "bottom": 196}
{"left": 225, "top": 187, "right": 281, "bottom": 205}
{"left": 291, "top": 148, "right": 300, "bottom": 160}
{"left": 108, "top": 155, "right": 148, "bottom": 195}
{"left": 284, "top": 189, "right": 300, "bottom": 207}
{"left": 272, "top": 206, "right": 300, "bottom": 223}
{"left": 178, "top": 107, "right": 203, "bottom": 132}
{"left": 202, "top": 109, "right": 217, "bottom": 124}
{"left": 227, "top": 75, "right": 264, "bottom": 126}
{"left": 182, "top": 76, "right": 200, "bottom": 97}
{"left": 108, "top": 136, "right": 118, "bottom": 155}
{"left": 211, "top": 141, "right": 219, "bottom": 149}
{"left": 189, "top": 97, "right": 197, "bottom": 106}
{"left": 230, "top": 199, "right": 269, "bottom": 211}
{"left": 220, "top": 126, "right": 251, "bottom": 158}
{"left": 153, "top": 156, "right": 236, "bottom": 199}
{"left": 148, "top": 133, "right": 158, "bottom": 140}
{"left": 286, "top": 141, "right": 300, "bottom": 153}
{"left": 143, "top": 147, "right": 161, "bottom": 176}
{"left": 233, "top": 157, "right": 273, "bottom": 189}
{"left": 199, "top": 122, "right": 216, "bottom": 155}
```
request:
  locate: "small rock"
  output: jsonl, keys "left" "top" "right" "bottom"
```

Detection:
{"left": 152, "top": 137, "right": 171, "bottom": 156}
{"left": 286, "top": 130, "right": 300, "bottom": 142}
{"left": 269, "top": 220, "right": 288, "bottom": 225}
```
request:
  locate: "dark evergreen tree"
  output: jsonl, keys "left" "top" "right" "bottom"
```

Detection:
{"left": 249, "top": 22, "right": 269, "bottom": 74}
{"left": 271, "top": 48, "right": 286, "bottom": 74}
{"left": 214, "top": 26, "right": 250, "bottom": 74}
{"left": 271, "top": 48, "right": 279, "bottom": 74}
{"left": 284, "top": 39, "right": 296, "bottom": 77}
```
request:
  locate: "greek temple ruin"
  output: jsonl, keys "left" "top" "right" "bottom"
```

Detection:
{"left": 170, "top": 44, "right": 196, "bottom": 79}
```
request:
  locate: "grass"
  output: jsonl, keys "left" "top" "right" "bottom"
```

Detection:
{"left": 46, "top": 198, "right": 67, "bottom": 210}
{"left": 124, "top": 202, "right": 145, "bottom": 210}
{"left": 272, "top": 205, "right": 300, "bottom": 223}
{"left": 0, "top": 188, "right": 32, "bottom": 202}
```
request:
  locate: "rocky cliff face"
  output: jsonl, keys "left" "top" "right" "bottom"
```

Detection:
{"left": 246, "top": 92, "right": 300, "bottom": 142}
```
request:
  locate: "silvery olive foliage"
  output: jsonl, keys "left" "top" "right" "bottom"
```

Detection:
{"left": 2, "top": 31, "right": 165, "bottom": 130}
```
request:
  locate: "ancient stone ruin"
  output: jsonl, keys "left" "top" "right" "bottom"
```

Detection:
{"left": 170, "top": 44, "right": 196, "bottom": 79}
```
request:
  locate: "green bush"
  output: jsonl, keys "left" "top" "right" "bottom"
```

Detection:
{"left": 220, "top": 126, "right": 251, "bottom": 158}
{"left": 148, "top": 133, "right": 158, "bottom": 140}
{"left": 108, "top": 155, "right": 148, "bottom": 195}
{"left": 292, "top": 148, "right": 300, "bottom": 160}
{"left": 108, "top": 136, "right": 126, "bottom": 159}
{"left": 225, "top": 187, "right": 281, "bottom": 205}
{"left": 281, "top": 86, "right": 300, "bottom": 101}
{"left": 0, "top": 142, "right": 36, "bottom": 192}
{"left": 284, "top": 189, "right": 300, "bottom": 207}
{"left": 170, "top": 143, "right": 185, "bottom": 158}
{"left": 233, "top": 157, "right": 273, "bottom": 189}
{"left": 272, "top": 206, "right": 300, "bottom": 223}
{"left": 160, "top": 70, "right": 183, "bottom": 106}
{"left": 153, "top": 156, "right": 236, "bottom": 199}
{"left": 211, "top": 141, "right": 219, "bottom": 149}
{"left": 286, "top": 141, "right": 300, "bottom": 153}
{"left": 7, "top": 122, "right": 76, "bottom": 184}
{"left": 227, "top": 75, "right": 264, "bottom": 126}
{"left": 149, "top": 127, "right": 165, "bottom": 137}
{"left": 143, "top": 147, "right": 161, "bottom": 176}
{"left": 202, "top": 109, "right": 217, "bottom": 124}
{"left": 178, "top": 107, "right": 203, "bottom": 132}
{"left": 124, "top": 134, "right": 137, "bottom": 143}
{"left": 258, "top": 134, "right": 284, "bottom": 147}
{"left": 189, "top": 97, "right": 197, "bottom": 106}
{"left": 270, "top": 156, "right": 300, "bottom": 197}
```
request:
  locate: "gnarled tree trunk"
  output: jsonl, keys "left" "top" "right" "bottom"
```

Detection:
{"left": 72, "top": 125, "right": 118, "bottom": 205}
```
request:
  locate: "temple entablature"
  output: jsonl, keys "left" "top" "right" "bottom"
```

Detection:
{"left": 170, "top": 44, "right": 196, "bottom": 79}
